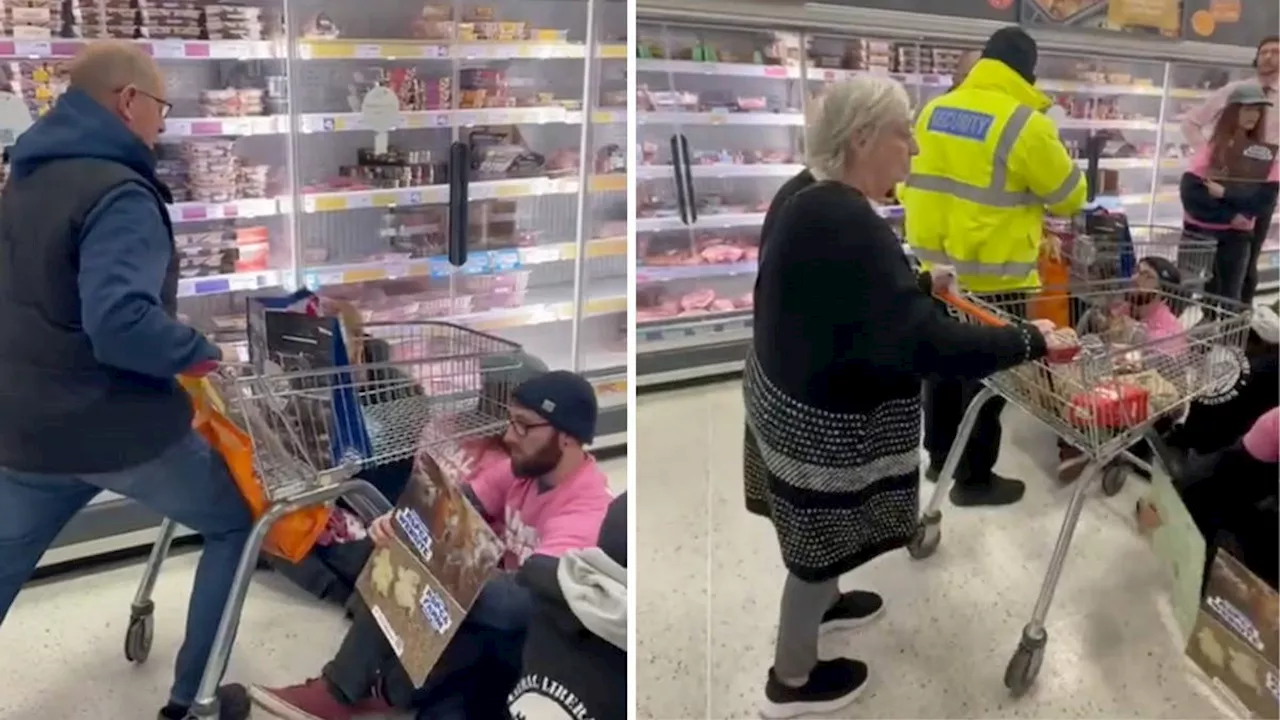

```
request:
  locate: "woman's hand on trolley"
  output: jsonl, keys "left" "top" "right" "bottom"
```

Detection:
{"left": 369, "top": 512, "right": 395, "bottom": 544}
{"left": 928, "top": 264, "right": 957, "bottom": 294}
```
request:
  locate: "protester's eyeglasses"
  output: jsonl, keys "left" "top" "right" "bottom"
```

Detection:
{"left": 116, "top": 86, "right": 172, "bottom": 118}
{"left": 507, "top": 418, "right": 551, "bottom": 437}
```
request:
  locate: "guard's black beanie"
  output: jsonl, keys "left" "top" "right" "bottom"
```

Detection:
{"left": 982, "top": 26, "right": 1038, "bottom": 84}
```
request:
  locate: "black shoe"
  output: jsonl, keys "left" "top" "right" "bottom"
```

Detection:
{"left": 923, "top": 463, "right": 941, "bottom": 483}
{"left": 158, "top": 684, "right": 251, "bottom": 720}
{"left": 761, "top": 658, "right": 869, "bottom": 719}
{"left": 820, "top": 591, "right": 884, "bottom": 634}
{"left": 949, "top": 473, "right": 1025, "bottom": 507}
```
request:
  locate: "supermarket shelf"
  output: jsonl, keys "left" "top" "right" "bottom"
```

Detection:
{"left": 302, "top": 176, "right": 581, "bottom": 213}
{"left": 638, "top": 111, "right": 804, "bottom": 127}
{"left": 636, "top": 311, "right": 754, "bottom": 386}
{"left": 0, "top": 37, "right": 275, "bottom": 59}
{"left": 179, "top": 269, "right": 282, "bottom": 298}
{"left": 637, "top": 163, "right": 803, "bottom": 180}
{"left": 638, "top": 261, "right": 758, "bottom": 283}
{"left": 451, "top": 277, "right": 626, "bottom": 334}
{"left": 168, "top": 198, "right": 281, "bottom": 224}
{"left": 303, "top": 236, "right": 627, "bottom": 288}
{"left": 296, "top": 39, "right": 602, "bottom": 60}
{"left": 298, "top": 107, "right": 602, "bottom": 133}
{"left": 636, "top": 204, "right": 900, "bottom": 233}
{"left": 162, "top": 116, "right": 288, "bottom": 139}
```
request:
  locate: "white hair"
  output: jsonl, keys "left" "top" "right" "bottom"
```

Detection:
{"left": 804, "top": 75, "right": 912, "bottom": 182}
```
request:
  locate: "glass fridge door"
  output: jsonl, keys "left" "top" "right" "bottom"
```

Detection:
{"left": 635, "top": 21, "right": 803, "bottom": 355}
{"left": 570, "top": 0, "right": 628, "bottom": 414}
{"left": 1034, "top": 50, "right": 1172, "bottom": 226}
{"left": 447, "top": 0, "right": 605, "bottom": 373}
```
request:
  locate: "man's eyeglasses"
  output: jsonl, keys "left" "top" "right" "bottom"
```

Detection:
{"left": 116, "top": 86, "right": 172, "bottom": 118}
{"left": 507, "top": 418, "right": 551, "bottom": 437}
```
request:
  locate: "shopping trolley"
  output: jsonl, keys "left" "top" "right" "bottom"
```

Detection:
{"left": 121, "top": 321, "right": 521, "bottom": 719}
{"left": 1064, "top": 224, "right": 1218, "bottom": 286}
{"left": 906, "top": 278, "right": 1252, "bottom": 697}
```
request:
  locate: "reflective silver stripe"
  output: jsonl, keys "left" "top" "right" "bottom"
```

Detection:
{"left": 989, "top": 105, "right": 1033, "bottom": 192}
{"left": 903, "top": 173, "right": 1038, "bottom": 207}
{"left": 913, "top": 247, "right": 1038, "bottom": 278}
{"left": 905, "top": 104, "right": 1076, "bottom": 209}
{"left": 1041, "top": 164, "right": 1084, "bottom": 207}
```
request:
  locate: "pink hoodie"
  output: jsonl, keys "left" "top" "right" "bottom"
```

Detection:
{"left": 1243, "top": 407, "right": 1279, "bottom": 463}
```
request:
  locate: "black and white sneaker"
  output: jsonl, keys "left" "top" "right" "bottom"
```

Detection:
{"left": 760, "top": 658, "right": 869, "bottom": 718}
{"left": 819, "top": 591, "right": 884, "bottom": 634}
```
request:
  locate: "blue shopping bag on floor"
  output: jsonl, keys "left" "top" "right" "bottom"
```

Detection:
{"left": 247, "top": 290, "right": 373, "bottom": 467}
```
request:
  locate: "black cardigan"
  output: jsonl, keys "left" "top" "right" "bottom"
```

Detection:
{"left": 1180, "top": 172, "right": 1280, "bottom": 227}
{"left": 752, "top": 178, "right": 1047, "bottom": 413}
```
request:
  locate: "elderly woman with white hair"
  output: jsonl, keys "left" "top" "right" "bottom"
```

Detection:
{"left": 746, "top": 75, "right": 1065, "bottom": 717}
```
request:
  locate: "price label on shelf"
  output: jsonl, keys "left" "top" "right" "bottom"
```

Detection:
{"left": 166, "top": 119, "right": 192, "bottom": 136}
{"left": 347, "top": 194, "right": 374, "bottom": 210}
{"left": 311, "top": 196, "right": 347, "bottom": 212}
{"left": 371, "top": 192, "right": 398, "bottom": 207}
{"left": 221, "top": 41, "right": 250, "bottom": 59}
{"left": 14, "top": 40, "right": 51, "bottom": 56}
{"left": 521, "top": 246, "right": 562, "bottom": 265}
{"left": 405, "top": 190, "right": 423, "bottom": 205}
{"left": 762, "top": 65, "right": 790, "bottom": 78}
{"left": 355, "top": 44, "right": 384, "bottom": 59}
{"left": 491, "top": 249, "right": 522, "bottom": 271}
{"left": 493, "top": 183, "right": 529, "bottom": 198}
{"left": 150, "top": 40, "right": 186, "bottom": 58}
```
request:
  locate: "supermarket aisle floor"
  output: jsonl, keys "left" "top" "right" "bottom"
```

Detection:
{"left": 0, "top": 457, "right": 627, "bottom": 720}
{"left": 637, "top": 380, "right": 1226, "bottom": 720}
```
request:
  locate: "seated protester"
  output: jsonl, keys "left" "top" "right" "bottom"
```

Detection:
{"left": 1167, "top": 303, "right": 1278, "bottom": 456}
{"left": 510, "top": 492, "right": 628, "bottom": 720}
{"left": 268, "top": 350, "right": 549, "bottom": 611}
{"left": 1139, "top": 406, "right": 1279, "bottom": 592}
{"left": 242, "top": 370, "right": 614, "bottom": 720}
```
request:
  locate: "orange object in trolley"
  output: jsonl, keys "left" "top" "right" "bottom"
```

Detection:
{"left": 179, "top": 375, "right": 331, "bottom": 563}
{"left": 1028, "top": 228, "right": 1071, "bottom": 329}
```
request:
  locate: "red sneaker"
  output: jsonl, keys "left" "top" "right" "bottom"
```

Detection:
{"left": 249, "top": 678, "right": 360, "bottom": 720}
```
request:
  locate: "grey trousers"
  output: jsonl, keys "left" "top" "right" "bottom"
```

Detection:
{"left": 773, "top": 573, "right": 840, "bottom": 683}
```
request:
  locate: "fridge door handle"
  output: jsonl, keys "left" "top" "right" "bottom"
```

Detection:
{"left": 668, "top": 133, "right": 690, "bottom": 225}
{"left": 448, "top": 141, "right": 470, "bottom": 267}
{"left": 678, "top": 134, "right": 698, "bottom": 224}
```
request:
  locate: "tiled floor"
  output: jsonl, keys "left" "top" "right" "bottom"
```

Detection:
{"left": 0, "top": 458, "right": 627, "bottom": 720}
{"left": 636, "top": 380, "right": 1229, "bottom": 720}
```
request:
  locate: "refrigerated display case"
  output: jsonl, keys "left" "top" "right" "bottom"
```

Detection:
{"left": 10, "top": 0, "right": 627, "bottom": 567}
{"left": 635, "top": 0, "right": 1271, "bottom": 386}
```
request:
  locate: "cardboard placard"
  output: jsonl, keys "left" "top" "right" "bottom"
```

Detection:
{"left": 356, "top": 443, "right": 502, "bottom": 685}
{"left": 1186, "top": 553, "right": 1280, "bottom": 719}
{"left": 1184, "top": 0, "right": 1280, "bottom": 47}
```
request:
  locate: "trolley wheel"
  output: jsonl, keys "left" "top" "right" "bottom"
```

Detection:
{"left": 906, "top": 522, "right": 941, "bottom": 560}
{"left": 124, "top": 612, "right": 154, "bottom": 664}
{"left": 1003, "top": 630, "right": 1047, "bottom": 697}
{"left": 1100, "top": 464, "right": 1126, "bottom": 497}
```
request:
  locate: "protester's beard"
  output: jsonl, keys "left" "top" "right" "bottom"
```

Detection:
{"left": 509, "top": 435, "right": 562, "bottom": 479}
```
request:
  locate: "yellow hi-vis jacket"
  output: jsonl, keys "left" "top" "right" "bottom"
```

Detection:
{"left": 900, "top": 58, "right": 1088, "bottom": 291}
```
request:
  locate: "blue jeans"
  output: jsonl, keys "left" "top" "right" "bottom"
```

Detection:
{"left": 0, "top": 430, "right": 252, "bottom": 706}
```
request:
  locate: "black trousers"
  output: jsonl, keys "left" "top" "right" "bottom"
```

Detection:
{"left": 922, "top": 291, "right": 1028, "bottom": 484}
{"left": 323, "top": 599, "right": 525, "bottom": 717}
{"left": 1202, "top": 226, "right": 1255, "bottom": 301}
{"left": 1242, "top": 184, "right": 1279, "bottom": 304}
{"left": 1178, "top": 445, "right": 1279, "bottom": 594}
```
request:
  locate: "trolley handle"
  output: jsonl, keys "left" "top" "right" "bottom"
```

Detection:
{"left": 933, "top": 290, "right": 1081, "bottom": 364}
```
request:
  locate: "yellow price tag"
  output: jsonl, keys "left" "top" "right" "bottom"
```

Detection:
{"left": 598, "top": 44, "right": 626, "bottom": 59}
{"left": 495, "top": 183, "right": 529, "bottom": 198}
{"left": 342, "top": 268, "right": 387, "bottom": 284}
{"left": 587, "top": 237, "right": 626, "bottom": 258}
{"left": 313, "top": 196, "right": 347, "bottom": 212}
{"left": 371, "top": 192, "right": 398, "bottom": 207}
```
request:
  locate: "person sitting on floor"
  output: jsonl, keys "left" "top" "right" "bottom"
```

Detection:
{"left": 237, "top": 370, "right": 614, "bottom": 720}
{"left": 509, "top": 491, "right": 628, "bottom": 719}
{"left": 1139, "top": 405, "right": 1278, "bottom": 592}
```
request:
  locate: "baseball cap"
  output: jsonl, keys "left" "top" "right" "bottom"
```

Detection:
{"left": 1228, "top": 82, "right": 1274, "bottom": 107}
{"left": 512, "top": 370, "right": 599, "bottom": 444}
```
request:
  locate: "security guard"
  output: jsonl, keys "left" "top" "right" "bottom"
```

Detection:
{"left": 900, "top": 26, "right": 1087, "bottom": 508}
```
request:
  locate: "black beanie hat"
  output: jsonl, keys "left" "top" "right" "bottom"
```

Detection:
{"left": 1140, "top": 256, "right": 1182, "bottom": 287}
{"left": 982, "top": 26, "right": 1038, "bottom": 84}
{"left": 598, "top": 492, "right": 627, "bottom": 569}
{"left": 512, "top": 370, "right": 599, "bottom": 444}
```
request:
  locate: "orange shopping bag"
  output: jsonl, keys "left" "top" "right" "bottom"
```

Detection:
{"left": 1028, "top": 229, "right": 1071, "bottom": 328}
{"left": 180, "top": 375, "right": 331, "bottom": 563}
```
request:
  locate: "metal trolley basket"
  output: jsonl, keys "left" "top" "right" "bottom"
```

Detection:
{"left": 121, "top": 321, "right": 521, "bottom": 719}
{"left": 907, "top": 278, "right": 1252, "bottom": 697}
{"left": 1065, "top": 224, "right": 1218, "bottom": 287}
